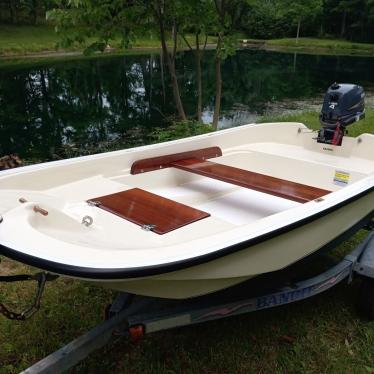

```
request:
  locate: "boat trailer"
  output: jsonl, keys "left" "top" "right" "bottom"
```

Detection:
{"left": 0, "top": 229, "right": 372, "bottom": 373}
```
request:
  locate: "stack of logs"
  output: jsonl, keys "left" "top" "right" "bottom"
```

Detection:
{"left": 0, "top": 155, "right": 23, "bottom": 171}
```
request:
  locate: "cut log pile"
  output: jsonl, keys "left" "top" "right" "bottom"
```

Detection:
{"left": 0, "top": 155, "right": 23, "bottom": 170}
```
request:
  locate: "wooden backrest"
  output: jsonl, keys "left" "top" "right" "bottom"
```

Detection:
{"left": 131, "top": 147, "right": 222, "bottom": 174}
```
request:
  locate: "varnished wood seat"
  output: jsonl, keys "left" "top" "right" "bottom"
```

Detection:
{"left": 171, "top": 158, "right": 330, "bottom": 203}
{"left": 88, "top": 188, "right": 210, "bottom": 235}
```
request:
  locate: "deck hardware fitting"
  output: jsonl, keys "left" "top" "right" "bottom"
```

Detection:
{"left": 299, "top": 128, "right": 316, "bottom": 134}
{"left": 87, "top": 200, "right": 101, "bottom": 207}
{"left": 358, "top": 138, "right": 362, "bottom": 144}
{"left": 82, "top": 216, "right": 93, "bottom": 227}
{"left": 19, "top": 197, "right": 27, "bottom": 204}
{"left": 0, "top": 215, "right": 3, "bottom": 223}
{"left": 33, "top": 205, "right": 48, "bottom": 216}
{"left": 314, "top": 197, "right": 324, "bottom": 202}
{"left": 142, "top": 224, "right": 156, "bottom": 231}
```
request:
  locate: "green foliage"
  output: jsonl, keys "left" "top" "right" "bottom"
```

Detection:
{"left": 176, "top": 0, "right": 216, "bottom": 49}
{"left": 323, "top": 0, "right": 374, "bottom": 42}
{"left": 260, "top": 109, "right": 374, "bottom": 136}
{"left": 149, "top": 120, "right": 213, "bottom": 142}
{"left": 240, "top": 0, "right": 374, "bottom": 42}
{"left": 47, "top": 1, "right": 148, "bottom": 53}
{"left": 239, "top": 0, "right": 324, "bottom": 40}
{"left": 240, "top": 1, "right": 292, "bottom": 39}
{"left": 213, "top": 0, "right": 244, "bottom": 59}
{"left": 1, "top": 0, "right": 374, "bottom": 43}
{"left": 280, "top": 0, "right": 323, "bottom": 24}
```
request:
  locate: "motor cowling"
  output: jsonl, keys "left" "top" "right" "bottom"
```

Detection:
{"left": 317, "top": 83, "right": 365, "bottom": 146}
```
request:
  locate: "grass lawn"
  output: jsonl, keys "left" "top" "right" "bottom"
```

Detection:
{"left": 261, "top": 107, "right": 374, "bottom": 138}
{"left": 2, "top": 25, "right": 372, "bottom": 59}
{"left": 0, "top": 25, "right": 216, "bottom": 57}
{"left": 243, "top": 37, "right": 374, "bottom": 56}
{"left": 0, "top": 25, "right": 64, "bottom": 55}
{"left": 0, "top": 110, "right": 373, "bottom": 373}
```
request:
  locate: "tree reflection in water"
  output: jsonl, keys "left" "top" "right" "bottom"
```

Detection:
{"left": 0, "top": 49, "right": 373, "bottom": 161}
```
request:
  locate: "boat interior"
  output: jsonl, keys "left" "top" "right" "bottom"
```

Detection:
{"left": 1, "top": 124, "right": 373, "bottom": 253}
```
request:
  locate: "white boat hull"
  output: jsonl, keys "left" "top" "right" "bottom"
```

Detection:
{"left": 92, "top": 190, "right": 373, "bottom": 298}
{"left": 0, "top": 122, "right": 373, "bottom": 298}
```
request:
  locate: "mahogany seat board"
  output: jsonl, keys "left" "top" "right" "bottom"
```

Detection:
{"left": 88, "top": 188, "right": 210, "bottom": 235}
{"left": 171, "top": 158, "right": 331, "bottom": 203}
{"left": 131, "top": 146, "right": 222, "bottom": 175}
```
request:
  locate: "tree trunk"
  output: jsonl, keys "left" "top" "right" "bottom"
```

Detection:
{"left": 149, "top": 55, "right": 154, "bottom": 119}
{"left": 340, "top": 10, "right": 347, "bottom": 37}
{"left": 293, "top": 52, "right": 297, "bottom": 73}
{"left": 160, "top": 51, "right": 166, "bottom": 104}
{"left": 9, "top": 0, "right": 17, "bottom": 24}
{"left": 195, "top": 33, "right": 202, "bottom": 122}
{"left": 31, "top": 0, "right": 38, "bottom": 25}
{"left": 156, "top": 7, "right": 186, "bottom": 120}
{"left": 296, "top": 19, "right": 301, "bottom": 44}
{"left": 319, "top": 23, "right": 324, "bottom": 37}
{"left": 212, "top": 38, "right": 222, "bottom": 130}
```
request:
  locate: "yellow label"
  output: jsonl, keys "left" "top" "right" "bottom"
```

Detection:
{"left": 334, "top": 170, "right": 350, "bottom": 186}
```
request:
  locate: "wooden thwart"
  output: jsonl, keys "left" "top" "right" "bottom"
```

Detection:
{"left": 88, "top": 188, "right": 210, "bottom": 235}
{"left": 131, "top": 147, "right": 222, "bottom": 175}
{"left": 130, "top": 147, "right": 331, "bottom": 204}
{"left": 171, "top": 158, "right": 330, "bottom": 203}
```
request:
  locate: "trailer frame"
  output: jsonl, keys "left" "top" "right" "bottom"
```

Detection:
{"left": 20, "top": 230, "right": 374, "bottom": 374}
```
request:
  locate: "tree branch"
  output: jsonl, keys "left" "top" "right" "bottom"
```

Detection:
{"left": 182, "top": 34, "right": 193, "bottom": 51}
{"left": 172, "top": 18, "right": 177, "bottom": 60}
{"left": 203, "top": 33, "right": 208, "bottom": 50}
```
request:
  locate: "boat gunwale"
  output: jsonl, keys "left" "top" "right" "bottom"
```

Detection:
{"left": 0, "top": 186, "right": 373, "bottom": 280}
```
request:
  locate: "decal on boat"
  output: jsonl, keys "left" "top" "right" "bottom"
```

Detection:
{"left": 334, "top": 170, "right": 350, "bottom": 186}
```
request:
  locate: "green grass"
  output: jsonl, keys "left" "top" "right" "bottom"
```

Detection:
{"left": 1, "top": 25, "right": 371, "bottom": 59}
{"left": 243, "top": 37, "right": 374, "bottom": 56}
{"left": 0, "top": 49, "right": 158, "bottom": 70}
{"left": 0, "top": 111, "right": 373, "bottom": 373}
{"left": 0, "top": 25, "right": 64, "bottom": 55}
{"left": 1, "top": 233, "right": 374, "bottom": 373}
{"left": 0, "top": 25, "right": 217, "bottom": 57}
{"left": 260, "top": 108, "right": 374, "bottom": 137}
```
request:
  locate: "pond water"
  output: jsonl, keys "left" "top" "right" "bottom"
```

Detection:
{"left": 0, "top": 49, "right": 373, "bottom": 161}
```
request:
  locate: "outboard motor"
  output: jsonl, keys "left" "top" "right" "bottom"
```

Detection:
{"left": 318, "top": 83, "right": 365, "bottom": 146}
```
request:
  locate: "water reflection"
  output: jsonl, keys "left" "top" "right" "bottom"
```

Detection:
{"left": 0, "top": 49, "right": 373, "bottom": 160}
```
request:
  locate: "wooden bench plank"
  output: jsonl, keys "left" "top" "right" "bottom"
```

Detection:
{"left": 131, "top": 147, "right": 222, "bottom": 175}
{"left": 171, "top": 158, "right": 331, "bottom": 203}
{"left": 88, "top": 188, "right": 210, "bottom": 235}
